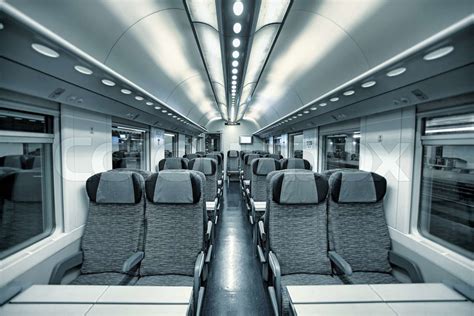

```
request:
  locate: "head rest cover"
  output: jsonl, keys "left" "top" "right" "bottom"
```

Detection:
{"left": 189, "top": 158, "right": 216, "bottom": 176}
{"left": 147, "top": 170, "right": 201, "bottom": 204}
{"left": 253, "top": 158, "right": 279, "bottom": 176}
{"left": 228, "top": 150, "right": 239, "bottom": 158}
{"left": 159, "top": 158, "right": 188, "bottom": 170}
{"left": 273, "top": 171, "right": 328, "bottom": 205}
{"left": 86, "top": 171, "right": 143, "bottom": 204}
{"left": 245, "top": 154, "right": 260, "bottom": 165}
{"left": 330, "top": 171, "right": 386, "bottom": 203}
{"left": 205, "top": 154, "right": 222, "bottom": 164}
{"left": 283, "top": 158, "right": 311, "bottom": 170}
{"left": 0, "top": 170, "right": 43, "bottom": 202}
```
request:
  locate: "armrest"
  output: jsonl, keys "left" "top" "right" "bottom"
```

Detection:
{"left": 328, "top": 251, "right": 352, "bottom": 276}
{"left": 206, "top": 220, "right": 213, "bottom": 242}
{"left": 258, "top": 220, "right": 266, "bottom": 242}
{"left": 49, "top": 251, "right": 83, "bottom": 284}
{"left": 268, "top": 251, "right": 282, "bottom": 315}
{"left": 122, "top": 251, "right": 144, "bottom": 273}
{"left": 193, "top": 252, "right": 205, "bottom": 316}
{"left": 389, "top": 250, "right": 424, "bottom": 283}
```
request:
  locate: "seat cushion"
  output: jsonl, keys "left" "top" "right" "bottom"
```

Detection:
{"left": 135, "top": 275, "right": 193, "bottom": 286}
{"left": 339, "top": 272, "right": 399, "bottom": 284}
{"left": 281, "top": 274, "right": 342, "bottom": 316}
{"left": 70, "top": 272, "right": 136, "bottom": 285}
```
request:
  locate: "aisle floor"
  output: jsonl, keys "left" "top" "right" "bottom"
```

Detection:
{"left": 202, "top": 182, "right": 273, "bottom": 315}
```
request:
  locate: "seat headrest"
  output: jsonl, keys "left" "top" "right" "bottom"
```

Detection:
{"left": 0, "top": 170, "right": 43, "bottom": 202}
{"left": 86, "top": 171, "right": 144, "bottom": 204}
{"left": 158, "top": 158, "right": 188, "bottom": 170}
{"left": 227, "top": 150, "right": 239, "bottom": 158}
{"left": 282, "top": 158, "right": 311, "bottom": 170}
{"left": 146, "top": 170, "right": 201, "bottom": 204}
{"left": 244, "top": 154, "right": 260, "bottom": 165}
{"left": 240, "top": 151, "right": 250, "bottom": 159}
{"left": 329, "top": 171, "right": 387, "bottom": 203}
{"left": 252, "top": 158, "right": 280, "bottom": 176}
{"left": 205, "top": 154, "right": 222, "bottom": 164}
{"left": 272, "top": 171, "right": 328, "bottom": 205}
{"left": 184, "top": 154, "right": 198, "bottom": 160}
{"left": 110, "top": 168, "right": 152, "bottom": 180}
{"left": 189, "top": 158, "right": 217, "bottom": 176}
{"left": 266, "top": 154, "right": 283, "bottom": 160}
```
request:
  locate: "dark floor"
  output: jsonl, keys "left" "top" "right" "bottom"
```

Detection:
{"left": 202, "top": 181, "right": 273, "bottom": 316}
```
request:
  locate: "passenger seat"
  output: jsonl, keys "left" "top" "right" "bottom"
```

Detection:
{"left": 157, "top": 157, "right": 188, "bottom": 171}
{"left": 280, "top": 158, "right": 312, "bottom": 170}
{"left": 189, "top": 158, "right": 220, "bottom": 223}
{"left": 226, "top": 150, "right": 240, "bottom": 182}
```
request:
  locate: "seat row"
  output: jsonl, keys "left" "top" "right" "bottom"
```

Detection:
{"left": 49, "top": 169, "right": 213, "bottom": 315}
{"left": 255, "top": 169, "right": 424, "bottom": 315}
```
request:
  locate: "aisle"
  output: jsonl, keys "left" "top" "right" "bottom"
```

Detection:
{"left": 202, "top": 182, "right": 273, "bottom": 315}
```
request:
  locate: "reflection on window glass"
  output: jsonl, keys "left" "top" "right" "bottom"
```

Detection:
{"left": 0, "top": 143, "right": 54, "bottom": 258}
{"left": 289, "top": 133, "right": 303, "bottom": 158}
{"left": 324, "top": 131, "right": 360, "bottom": 170}
{"left": 418, "top": 116, "right": 474, "bottom": 259}
{"left": 112, "top": 126, "right": 146, "bottom": 170}
{"left": 165, "top": 131, "right": 177, "bottom": 158}
{"left": 0, "top": 109, "right": 53, "bottom": 133}
{"left": 185, "top": 135, "right": 193, "bottom": 155}
{"left": 274, "top": 137, "right": 282, "bottom": 155}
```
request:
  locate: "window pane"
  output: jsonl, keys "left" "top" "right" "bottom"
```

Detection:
{"left": 289, "top": 133, "right": 303, "bottom": 158}
{"left": 112, "top": 126, "right": 146, "bottom": 169}
{"left": 185, "top": 135, "right": 193, "bottom": 155}
{"left": 324, "top": 131, "right": 360, "bottom": 170}
{"left": 0, "top": 109, "right": 53, "bottom": 133}
{"left": 273, "top": 137, "right": 282, "bottom": 155}
{"left": 424, "top": 113, "right": 474, "bottom": 135}
{"left": 419, "top": 144, "right": 474, "bottom": 258}
{"left": 164, "top": 131, "right": 177, "bottom": 158}
{"left": 0, "top": 142, "right": 55, "bottom": 258}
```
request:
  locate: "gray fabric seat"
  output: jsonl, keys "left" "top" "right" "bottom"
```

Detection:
{"left": 68, "top": 171, "right": 146, "bottom": 285}
{"left": 157, "top": 157, "right": 188, "bottom": 171}
{"left": 226, "top": 150, "right": 240, "bottom": 175}
{"left": 189, "top": 158, "right": 218, "bottom": 221}
{"left": 251, "top": 158, "right": 280, "bottom": 202}
{"left": 184, "top": 153, "right": 199, "bottom": 160}
{"left": 135, "top": 275, "right": 193, "bottom": 286}
{"left": 243, "top": 153, "right": 260, "bottom": 181}
{"left": 266, "top": 170, "right": 342, "bottom": 315}
{"left": 266, "top": 153, "right": 283, "bottom": 160}
{"left": 205, "top": 153, "right": 223, "bottom": 180}
{"left": 327, "top": 171, "right": 397, "bottom": 284}
{"left": 239, "top": 151, "right": 250, "bottom": 172}
{"left": 281, "top": 158, "right": 312, "bottom": 170}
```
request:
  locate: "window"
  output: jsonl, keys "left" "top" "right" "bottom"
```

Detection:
{"left": 273, "top": 137, "right": 282, "bottom": 155}
{"left": 112, "top": 125, "right": 147, "bottom": 170}
{"left": 164, "top": 131, "right": 178, "bottom": 158}
{"left": 323, "top": 131, "right": 360, "bottom": 170}
{"left": 185, "top": 135, "right": 193, "bottom": 155}
{"left": 0, "top": 108, "right": 55, "bottom": 259}
{"left": 417, "top": 111, "right": 473, "bottom": 259}
{"left": 205, "top": 133, "right": 221, "bottom": 152}
{"left": 289, "top": 133, "right": 303, "bottom": 158}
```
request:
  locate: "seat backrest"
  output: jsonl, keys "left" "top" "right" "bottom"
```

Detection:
{"left": 189, "top": 158, "right": 217, "bottom": 202}
{"left": 157, "top": 157, "right": 188, "bottom": 171}
{"left": 239, "top": 151, "right": 249, "bottom": 169}
{"left": 251, "top": 158, "right": 280, "bottom": 201}
{"left": 141, "top": 170, "right": 205, "bottom": 276}
{"left": 111, "top": 168, "right": 152, "bottom": 180}
{"left": 0, "top": 155, "right": 25, "bottom": 169}
{"left": 267, "top": 170, "right": 331, "bottom": 276}
{"left": 184, "top": 153, "right": 198, "bottom": 160}
{"left": 328, "top": 171, "right": 390, "bottom": 273}
{"left": 227, "top": 150, "right": 239, "bottom": 172}
{"left": 82, "top": 171, "right": 145, "bottom": 274}
{"left": 243, "top": 154, "right": 260, "bottom": 180}
{"left": 205, "top": 154, "right": 222, "bottom": 177}
{"left": 281, "top": 158, "right": 312, "bottom": 170}
{"left": 266, "top": 154, "right": 283, "bottom": 160}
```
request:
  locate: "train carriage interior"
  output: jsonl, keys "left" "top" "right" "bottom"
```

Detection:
{"left": 0, "top": 0, "right": 473, "bottom": 315}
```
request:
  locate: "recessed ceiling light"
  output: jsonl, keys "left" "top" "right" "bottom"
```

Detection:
{"left": 120, "top": 88, "right": 132, "bottom": 94}
{"left": 233, "top": 23, "right": 242, "bottom": 34}
{"left": 172, "top": 115, "right": 177, "bottom": 118}
{"left": 330, "top": 97, "right": 339, "bottom": 102}
{"left": 101, "top": 79, "right": 116, "bottom": 86}
{"left": 135, "top": 96, "right": 144, "bottom": 101}
{"left": 298, "top": 113, "right": 303, "bottom": 116}
{"left": 233, "top": 1, "right": 244, "bottom": 16}
{"left": 310, "top": 106, "right": 317, "bottom": 111}
{"left": 303, "top": 110, "right": 309, "bottom": 114}
{"left": 74, "top": 65, "right": 93, "bottom": 75}
{"left": 232, "top": 75, "right": 237, "bottom": 80}
{"left": 146, "top": 101, "right": 153, "bottom": 106}
{"left": 232, "top": 38, "right": 241, "bottom": 48}
{"left": 162, "top": 109, "right": 167, "bottom": 113}
{"left": 31, "top": 43, "right": 59, "bottom": 58}
{"left": 386, "top": 67, "right": 406, "bottom": 77}
{"left": 168, "top": 113, "right": 172, "bottom": 116}
{"left": 319, "top": 102, "right": 327, "bottom": 107}
{"left": 232, "top": 51, "right": 239, "bottom": 58}
{"left": 288, "top": 118, "right": 292, "bottom": 121}
{"left": 0, "top": 23, "right": 4, "bottom": 30}
{"left": 154, "top": 106, "right": 161, "bottom": 110}
{"left": 232, "top": 68, "right": 238, "bottom": 74}
{"left": 361, "top": 80, "right": 376, "bottom": 88}
{"left": 343, "top": 90, "right": 355, "bottom": 96}
{"left": 424, "top": 46, "right": 454, "bottom": 61}
{"left": 232, "top": 80, "right": 237, "bottom": 85}
{"left": 232, "top": 60, "right": 239, "bottom": 67}
{"left": 292, "top": 116, "right": 297, "bottom": 119}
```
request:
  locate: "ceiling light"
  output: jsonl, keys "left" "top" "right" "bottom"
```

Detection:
{"left": 31, "top": 43, "right": 59, "bottom": 58}
{"left": 74, "top": 65, "right": 93, "bottom": 75}
{"left": 330, "top": 97, "right": 339, "bottom": 102}
{"left": 232, "top": 80, "right": 237, "bottom": 85}
{"left": 120, "top": 88, "right": 132, "bottom": 94}
{"left": 232, "top": 51, "right": 240, "bottom": 58}
{"left": 232, "top": 75, "right": 237, "bottom": 80}
{"left": 233, "top": 23, "right": 242, "bottom": 34}
{"left": 233, "top": 1, "right": 244, "bottom": 16}
{"left": 162, "top": 109, "right": 167, "bottom": 113}
{"left": 146, "top": 101, "right": 153, "bottom": 106}
{"left": 232, "top": 60, "right": 239, "bottom": 67}
{"left": 303, "top": 110, "right": 309, "bottom": 114}
{"left": 292, "top": 116, "right": 297, "bottom": 119}
{"left": 386, "top": 67, "right": 406, "bottom": 77}
{"left": 232, "top": 38, "right": 241, "bottom": 47}
{"left": 168, "top": 113, "right": 173, "bottom": 116}
{"left": 135, "top": 96, "right": 144, "bottom": 101}
{"left": 361, "top": 80, "right": 376, "bottom": 88}
{"left": 319, "top": 102, "right": 327, "bottom": 107}
{"left": 298, "top": 113, "right": 303, "bottom": 116}
{"left": 310, "top": 107, "right": 317, "bottom": 111}
{"left": 101, "top": 79, "right": 116, "bottom": 87}
{"left": 343, "top": 90, "right": 355, "bottom": 96}
{"left": 288, "top": 118, "right": 292, "bottom": 121}
{"left": 424, "top": 46, "right": 454, "bottom": 61}
{"left": 232, "top": 68, "right": 238, "bottom": 74}
{"left": 154, "top": 106, "right": 161, "bottom": 110}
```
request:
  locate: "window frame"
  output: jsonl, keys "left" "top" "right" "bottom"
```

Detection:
{"left": 288, "top": 132, "right": 304, "bottom": 158}
{"left": 320, "top": 128, "right": 361, "bottom": 171}
{"left": 411, "top": 105, "right": 474, "bottom": 259}
{"left": 164, "top": 130, "right": 178, "bottom": 158}
{"left": 111, "top": 124, "right": 150, "bottom": 171}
